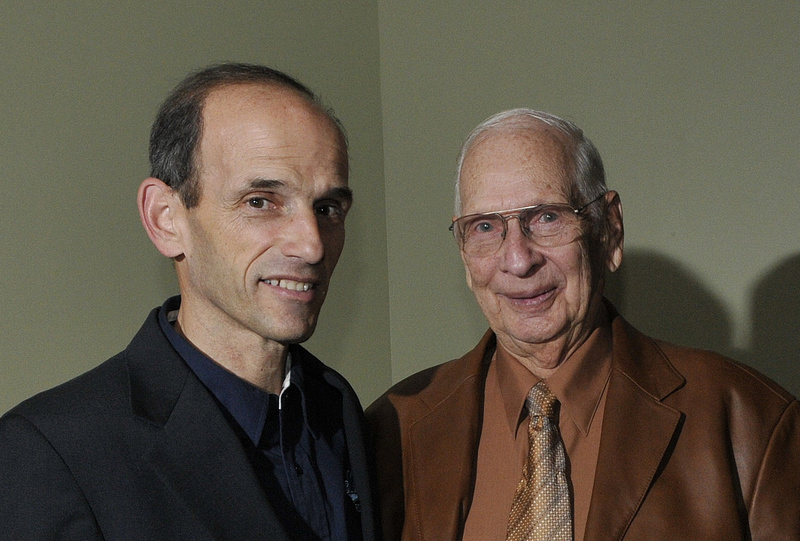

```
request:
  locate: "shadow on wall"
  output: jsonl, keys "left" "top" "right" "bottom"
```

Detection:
{"left": 605, "top": 249, "right": 800, "bottom": 398}
{"left": 748, "top": 253, "right": 800, "bottom": 396}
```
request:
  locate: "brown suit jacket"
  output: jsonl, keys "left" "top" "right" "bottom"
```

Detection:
{"left": 366, "top": 304, "right": 800, "bottom": 540}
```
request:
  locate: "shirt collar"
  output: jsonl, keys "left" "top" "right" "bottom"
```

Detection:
{"left": 156, "top": 296, "right": 318, "bottom": 446}
{"left": 495, "top": 307, "right": 613, "bottom": 438}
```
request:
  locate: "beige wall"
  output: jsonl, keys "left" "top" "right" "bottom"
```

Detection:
{"left": 0, "top": 1, "right": 391, "bottom": 412}
{"left": 2, "top": 2, "right": 798, "bottom": 414}
{"left": 378, "top": 1, "right": 800, "bottom": 396}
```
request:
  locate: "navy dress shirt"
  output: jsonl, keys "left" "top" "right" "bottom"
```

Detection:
{"left": 158, "top": 296, "right": 361, "bottom": 540}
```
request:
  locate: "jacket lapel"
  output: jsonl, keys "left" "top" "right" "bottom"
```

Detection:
{"left": 584, "top": 314, "right": 685, "bottom": 540}
{"left": 408, "top": 404, "right": 479, "bottom": 541}
{"left": 145, "top": 374, "right": 289, "bottom": 540}
{"left": 406, "top": 333, "right": 494, "bottom": 541}
{"left": 125, "top": 309, "right": 290, "bottom": 540}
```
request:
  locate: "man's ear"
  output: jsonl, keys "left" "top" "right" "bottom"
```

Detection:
{"left": 604, "top": 190, "right": 624, "bottom": 272}
{"left": 137, "top": 177, "right": 186, "bottom": 258}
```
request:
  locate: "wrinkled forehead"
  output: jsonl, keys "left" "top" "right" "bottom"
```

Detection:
{"left": 459, "top": 124, "right": 575, "bottom": 212}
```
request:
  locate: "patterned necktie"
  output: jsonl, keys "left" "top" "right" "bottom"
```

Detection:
{"left": 506, "top": 382, "right": 573, "bottom": 541}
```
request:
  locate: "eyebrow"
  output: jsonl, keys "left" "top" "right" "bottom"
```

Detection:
{"left": 229, "top": 178, "right": 285, "bottom": 203}
{"left": 323, "top": 186, "right": 354, "bottom": 205}
{"left": 241, "top": 179, "right": 353, "bottom": 205}
{"left": 248, "top": 178, "right": 285, "bottom": 191}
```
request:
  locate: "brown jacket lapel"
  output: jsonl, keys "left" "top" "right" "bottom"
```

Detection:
{"left": 369, "top": 331, "right": 494, "bottom": 541}
{"left": 584, "top": 313, "right": 685, "bottom": 540}
{"left": 407, "top": 334, "right": 493, "bottom": 541}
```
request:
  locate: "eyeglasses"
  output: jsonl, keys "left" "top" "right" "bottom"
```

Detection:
{"left": 449, "top": 192, "right": 606, "bottom": 257}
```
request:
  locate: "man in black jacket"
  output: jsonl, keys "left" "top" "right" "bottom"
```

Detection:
{"left": 0, "top": 63, "right": 378, "bottom": 540}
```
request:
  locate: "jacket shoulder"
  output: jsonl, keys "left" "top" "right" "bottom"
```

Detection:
{"left": 1, "top": 305, "right": 174, "bottom": 430}
{"left": 609, "top": 309, "right": 796, "bottom": 408}
{"left": 367, "top": 331, "right": 494, "bottom": 426}
{"left": 3, "top": 353, "right": 131, "bottom": 423}
{"left": 652, "top": 338, "right": 796, "bottom": 406}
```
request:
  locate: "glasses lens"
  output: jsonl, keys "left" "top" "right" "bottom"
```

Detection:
{"left": 520, "top": 205, "right": 579, "bottom": 246}
{"left": 459, "top": 214, "right": 504, "bottom": 255}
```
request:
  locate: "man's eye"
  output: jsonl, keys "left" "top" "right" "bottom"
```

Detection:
{"left": 460, "top": 217, "right": 499, "bottom": 239}
{"left": 533, "top": 207, "right": 565, "bottom": 225}
{"left": 315, "top": 203, "right": 345, "bottom": 219}
{"left": 474, "top": 220, "right": 496, "bottom": 233}
{"left": 247, "top": 197, "right": 270, "bottom": 209}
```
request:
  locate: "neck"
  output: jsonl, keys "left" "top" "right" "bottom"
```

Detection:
{"left": 497, "top": 303, "right": 608, "bottom": 380}
{"left": 174, "top": 316, "right": 289, "bottom": 395}
{"left": 498, "top": 337, "right": 576, "bottom": 380}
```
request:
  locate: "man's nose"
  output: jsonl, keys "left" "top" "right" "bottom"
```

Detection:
{"left": 497, "top": 217, "right": 543, "bottom": 275}
{"left": 281, "top": 210, "right": 325, "bottom": 264}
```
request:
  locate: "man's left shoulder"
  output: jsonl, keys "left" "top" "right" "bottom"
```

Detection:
{"left": 611, "top": 309, "right": 795, "bottom": 408}
{"left": 655, "top": 339, "right": 796, "bottom": 406}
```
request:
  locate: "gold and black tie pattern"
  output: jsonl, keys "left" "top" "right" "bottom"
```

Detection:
{"left": 506, "top": 382, "right": 573, "bottom": 541}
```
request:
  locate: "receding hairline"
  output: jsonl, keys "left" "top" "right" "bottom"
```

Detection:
{"left": 459, "top": 110, "right": 581, "bottom": 176}
{"left": 201, "top": 80, "right": 345, "bottom": 135}
{"left": 456, "top": 113, "right": 579, "bottom": 213}
{"left": 193, "top": 80, "right": 349, "bottom": 183}
{"left": 455, "top": 115, "right": 577, "bottom": 209}
{"left": 463, "top": 118, "right": 577, "bottom": 164}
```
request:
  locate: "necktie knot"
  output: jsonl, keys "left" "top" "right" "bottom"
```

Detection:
{"left": 526, "top": 382, "right": 558, "bottom": 420}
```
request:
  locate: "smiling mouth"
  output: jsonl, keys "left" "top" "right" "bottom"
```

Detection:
{"left": 507, "top": 286, "right": 557, "bottom": 303}
{"left": 262, "top": 279, "right": 314, "bottom": 292}
{"left": 531, "top": 287, "right": 556, "bottom": 300}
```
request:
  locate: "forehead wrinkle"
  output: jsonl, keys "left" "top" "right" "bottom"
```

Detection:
{"left": 204, "top": 83, "right": 341, "bottom": 157}
{"left": 237, "top": 124, "right": 348, "bottom": 177}
{"left": 248, "top": 178, "right": 286, "bottom": 190}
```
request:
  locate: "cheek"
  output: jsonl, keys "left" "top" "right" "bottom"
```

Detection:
{"left": 463, "top": 256, "right": 495, "bottom": 292}
{"left": 563, "top": 250, "right": 595, "bottom": 308}
{"left": 322, "top": 229, "right": 346, "bottom": 267}
{"left": 463, "top": 260, "right": 502, "bottom": 316}
{"left": 543, "top": 242, "right": 583, "bottom": 287}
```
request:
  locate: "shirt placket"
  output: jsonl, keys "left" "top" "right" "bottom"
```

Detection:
{"left": 279, "top": 384, "right": 331, "bottom": 539}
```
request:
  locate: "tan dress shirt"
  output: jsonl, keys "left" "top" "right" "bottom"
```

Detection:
{"left": 463, "top": 319, "right": 613, "bottom": 541}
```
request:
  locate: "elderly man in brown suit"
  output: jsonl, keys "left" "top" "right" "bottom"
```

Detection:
{"left": 367, "top": 109, "right": 800, "bottom": 540}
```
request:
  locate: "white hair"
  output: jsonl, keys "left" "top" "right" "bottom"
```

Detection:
{"left": 454, "top": 108, "right": 607, "bottom": 230}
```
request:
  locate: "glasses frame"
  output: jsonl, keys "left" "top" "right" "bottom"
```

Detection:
{"left": 449, "top": 192, "right": 607, "bottom": 254}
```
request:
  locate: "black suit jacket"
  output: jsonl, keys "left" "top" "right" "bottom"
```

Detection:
{"left": 0, "top": 306, "right": 379, "bottom": 540}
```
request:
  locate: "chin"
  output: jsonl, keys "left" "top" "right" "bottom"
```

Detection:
{"left": 505, "top": 319, "right": 567, "bottom": 345}
{"left": 275, "top": 324, "right": 317, "bottom": 345}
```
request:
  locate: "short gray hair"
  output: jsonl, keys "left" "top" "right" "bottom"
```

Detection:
{"left": 454, "top": 108, "right": 607, "bottom": 232}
